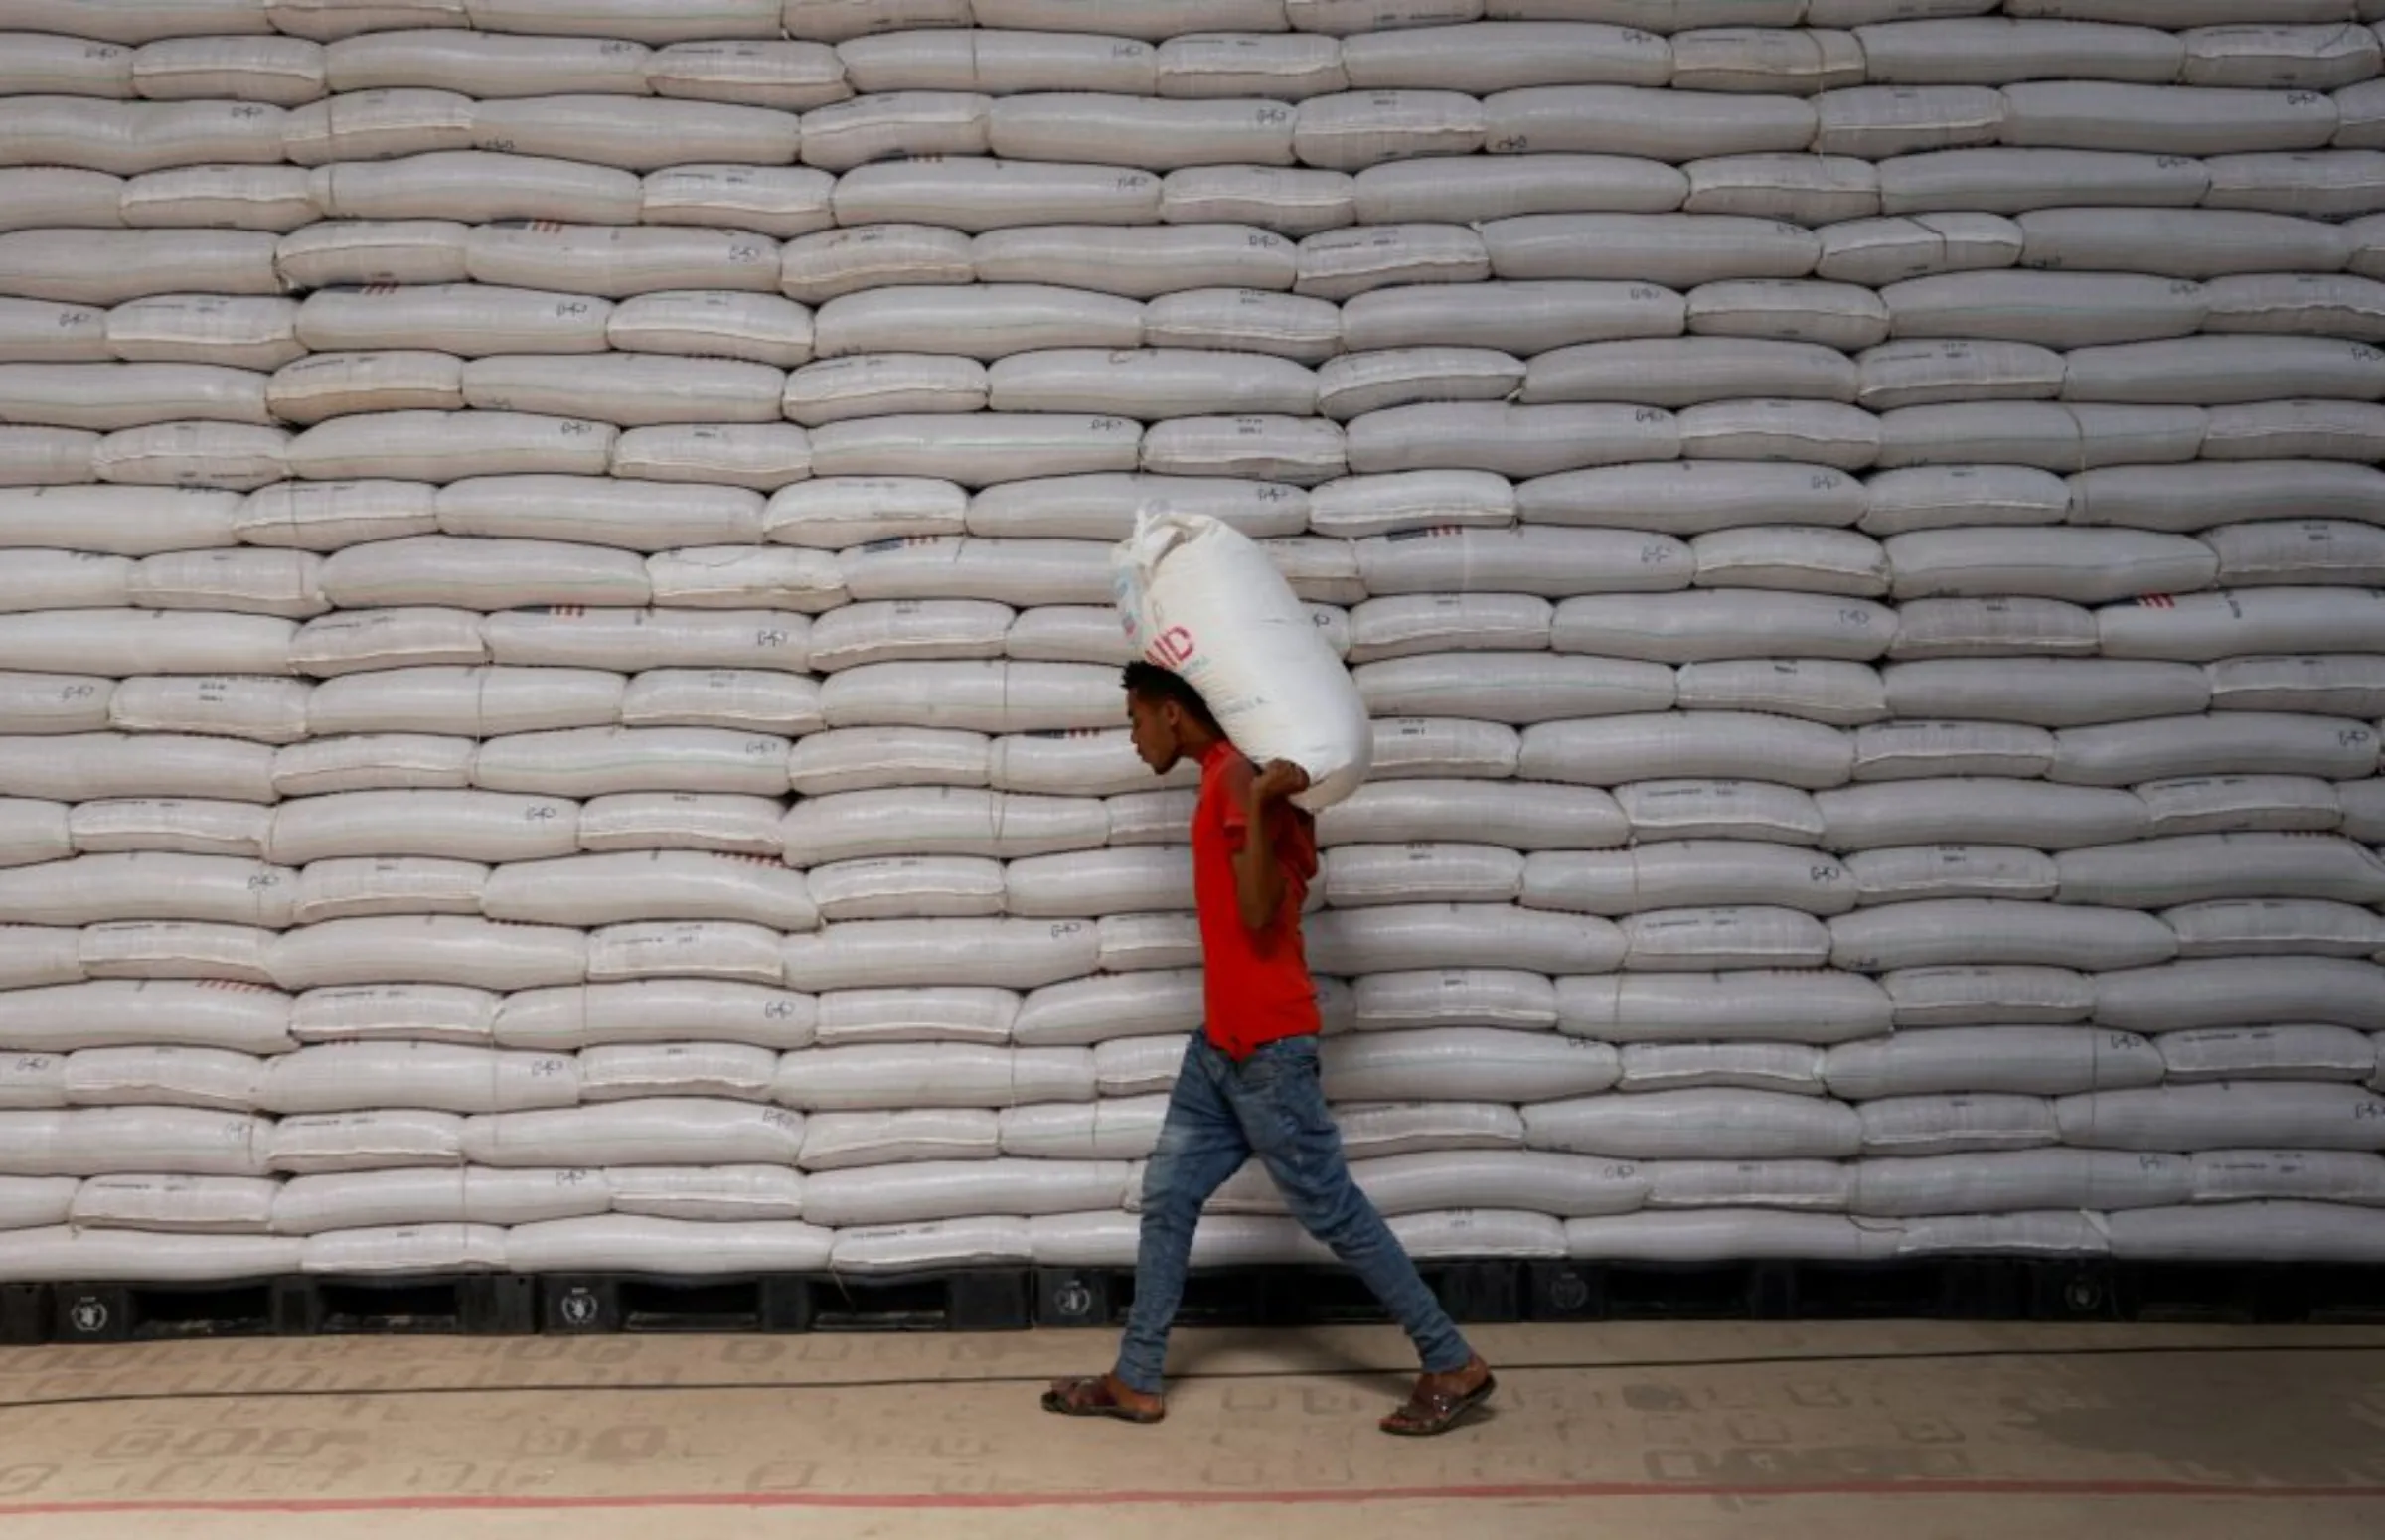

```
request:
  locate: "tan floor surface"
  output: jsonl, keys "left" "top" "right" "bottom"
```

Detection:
{"left": 0, "top": 1319, "right": 2380, "bottom": 1538}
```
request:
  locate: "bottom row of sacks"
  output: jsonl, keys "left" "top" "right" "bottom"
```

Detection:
{"left": 2, "top": 1202, "right": 2384, "bottom": 1281}
{"left": 8, "top": 1145, "right": 2385, "bottom": 1232}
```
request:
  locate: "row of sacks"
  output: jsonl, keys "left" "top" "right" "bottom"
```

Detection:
{"left": 12, "top": 510, "right": 2385, "bottom": 606}
{"left": 0, "top": 836, "right": 2381, "bottom": 945}
{"left": 2, "top": 588, "right": 2384, "bottom": 683}
{"left": 11, "top": 334, "right": 2385, "bottom": 437}
{"left": 4, "top": 610, "right": 2385, "bottom": 729}
{"left": 4, "top": 899, "right": 2385, "bottom": 993}
{"left": 2, "top": 573, "right": 2382, "bottom": 670}
{"left": 9, "top": 1147, "right": 2385, "bottom": 1245}
{"left": 0, "top": 717, "right": 2380, "bottom": 822}
{"left": 14, "top": 503, "right": 2385, "bottom": 602}
{"left": 1, "top": 1077, "right": 2383, "bottom": 1178}
{"left": 3, "top": 641, "right": 2382, "bottom": 733}
{"left": 20, "top": 18, "right": 2385, "bottom": 106}
{"left": 0, "top": 1062, "right": 2382, "bottom": 1163}
{"left": 9, "top": 524, "right": 2385, "bottom": 619}
{"left": 4, "top": 1197, "right": 2385, "bottom": 1280}
{"left": 0, "top": 699, "right": 2375, "bottom": 797}
{"left": 0, "top": 22, "right": 1762, "bottom": 109}
{"left": 24, "top": 74, "right": 2385, "bottom": 181}
{"left": 17, "top": 0, "right": 2385, "bottom": 49}
{"left": 0, "top": 815, "right": 2375, "bottom": 910}
{"left": 18, "top": 204, "right": 2385, "bottom": 309}
{"left": 5, "top": 400, "right": 2385, "bottom": 490}
{"left": 3, "top": 1020, "right": 2384, "bottom": 1119}
{"left": 6, "top": 465, "right": 2383, "bottom": 549}
{"left": 7, "top": 757, "right": 2380, "bottom": 858}
{"left": 4, "top": 956, "right": 2383, "bottom": 1053}
{"left": 10, "top": 219, "right": 2385, "bottom": 325}
{"left": 11, "top": 295, "right": 2385, "bottom": 404}
{"left": 0, "top": 1198, "right": 2377, "bottom": 1287}
{"left": 4, "top": 766, "right": 2382, "bottom": 889}
{"left": 3, "top": 871, "right": 2380, "bottom": 977}
{"left": 15, "top": 283, "right": 2385, "bottom": 397}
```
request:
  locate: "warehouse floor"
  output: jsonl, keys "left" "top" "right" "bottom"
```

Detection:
{"left": 0, "top": 1319, "right": 2380, "bottom": 1538}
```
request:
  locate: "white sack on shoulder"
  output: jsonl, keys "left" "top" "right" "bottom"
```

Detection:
{"left": 1112, "top": 508, "right": 1369, "bottom": 810}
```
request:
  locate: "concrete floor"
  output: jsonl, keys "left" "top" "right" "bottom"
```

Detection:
{"left": 0, "top": 1319, "right": 2380, "bottom": 1538}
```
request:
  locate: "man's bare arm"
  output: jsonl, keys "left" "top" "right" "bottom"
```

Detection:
{"left": 1230, "top": 758, "right": 1308, "bottom": 931}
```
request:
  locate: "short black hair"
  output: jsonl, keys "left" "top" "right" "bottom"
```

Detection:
{"left": 1122, "top": 660, "right": 1223, "bottom": 734}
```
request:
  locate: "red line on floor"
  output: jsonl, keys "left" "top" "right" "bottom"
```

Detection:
{"left": 4, "top": 1480, "right": 2384, "bottom": 1516}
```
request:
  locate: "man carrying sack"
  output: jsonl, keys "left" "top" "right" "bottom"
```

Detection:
{"left": 1039, "top": 660, "right": 1496, "bottom": 1438}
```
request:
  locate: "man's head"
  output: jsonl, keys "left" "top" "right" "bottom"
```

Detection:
{"left": 1123, "top": 660, "right": 1224, "bottom": 774}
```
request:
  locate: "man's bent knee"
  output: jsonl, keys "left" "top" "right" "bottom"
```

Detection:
{"left": 1139, "top": 1154, "right": 1200, "bottom": 1220}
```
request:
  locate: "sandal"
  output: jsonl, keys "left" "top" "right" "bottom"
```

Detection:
{"left": 1041, "top": 1373, "right": 1166, "bottom": 1425}
{"left": 1379, "top": 1362, "right": 1497, "bottom": 1438}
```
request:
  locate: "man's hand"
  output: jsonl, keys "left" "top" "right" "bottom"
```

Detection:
{"left": 1251, "top": 759, "right": 1310, "bottom": 806}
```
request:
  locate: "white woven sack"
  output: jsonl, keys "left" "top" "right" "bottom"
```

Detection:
{"left": 837, "top": 27, "right": 1150, "bottom": 92}
{"left": 2135, "top": 775, "right": 2348, "bottom": 838}
{"left": 461, "top": 1099, "right": 802, "bottom": 1168}
{"left": 1113, "top": 508, "right": 1370, "bottom": 809}
{"left": 2093, "top": 958, "right": 2385, "bottom": 1035}
{"left": 1815, "top": 213, "right": 2021, "bottom": 287}
{"left": 268, "top": 1168, "right": 605, "bottom": 1235}
{"left": 1845, "top": 845, "right": 2058, "bottom": 907}
{"left": 2190, "top": 1151, "right": 2385, "bottom": 1207}
{"left": 2060, "top": 1084, "right": 2385, "bottom": 1155}
{"left": 803, "top": 1157, "right": 1129, "bottom": 1227}
{"left": 792, "top": 1108, "right": 994, "bottom": 1170}
{"left": 1316, "top": 779, "right": 1625, "bottom": 849}
{"left": 2158, "top": 1023, "right": 2378, "bottom": 1084}
{"left": 2165, "top": 899, "right": 2385, "bottom": 959}
{"left": 1557, "top": 969, "right": 1890, "bottom": 1046}
{"left": 1890, "top": 601, "right": 2094, "bottom": 666}
{"left": 2107, "top": 1203, "right": 2385, "bottom": 1266}
{"left": 0, "top": 921, "right": 196, "bottom": 1024}
{"left": 1526, "top": 844, "right": 1856, "bottom": 917}
{"left": 491, "top": 981, "right": 814, "bottom": 1052}
{"left": 0, "top": 1229, "right": 303, "bottom": 1283}
{"left": 1527, "top": 1090, "right": 1862, "bottom": 1164}
{"left": 67, "top": 800, "right": 272, "bottom": 861}
{"left": 261, "top": 1107, "right": 466, "bottom": 1176}
{"left": 506, "top": 1214, "right": 831, "bottom": 1274}
{"left": 0, "top": 1174, "right": 80, "bottom": 1228}
{"left": 287, "top": 984, "right": 489, "bottom": 1047}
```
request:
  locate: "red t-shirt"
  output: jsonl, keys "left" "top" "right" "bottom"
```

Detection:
{"left": 1192, "top": 739, "right": 1323, "bottom": 1060}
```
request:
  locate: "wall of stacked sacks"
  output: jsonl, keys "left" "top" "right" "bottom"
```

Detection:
{"left": 2, "top": 0, "right": 2385, "bottom": 1285}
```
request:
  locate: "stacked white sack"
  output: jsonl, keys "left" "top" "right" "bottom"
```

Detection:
{"left": 3, "top": 3, "right": 2385, "bottom": 1282}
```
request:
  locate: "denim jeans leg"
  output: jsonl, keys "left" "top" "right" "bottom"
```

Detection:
{"left": 1233, "top": 1038, "right": 1474, "bottom": 1375}
{"left": 1113, "top": 1034, "right": 1251, "bottom": 1395}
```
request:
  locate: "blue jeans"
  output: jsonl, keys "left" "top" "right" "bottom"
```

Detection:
{"left": 1113, "top": 1032, "right": 1474, "bottom": 1395}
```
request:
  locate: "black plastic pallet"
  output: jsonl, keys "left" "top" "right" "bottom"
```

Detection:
{"left": 1527, "top": 1259, "right": 2121, "bottom": 1323}
{"left": 52, "top": 1278, "right": 282, "bottom": 1343}
{"left": 280, "top": 1274, "right": 537, "bottom": 1336}
{"left": 46, "top": 1274, "right": 537, "bottom": 1343}
{"left": 1529, "top": 1260, "right": 1794, "bottom": 1322}
{"left": 807, "top": 1269, "right": 1032, "bottom": 1333}
{"left": 1031, "top": 1266, "right": 1273, "bottom": 1330}
{"left": 11, "top": 1260, "right": 2383, "bottom": 1344}
{"left": 2113, "top": 1262, "right": 2385, "bottom": 1326}
{"left": 1, "top": 1284, "right": 44, "bottom": 1346}
{"left": 2029, "top": 1262, "right": 2120, "bottom": 1322}
{"left": 540, "top": 1269, "right": 1031, "bottom": 1335}
{"left": 1034, "top": 1261, "right": 1521, "bottom": 1330}
{"left": 542, "top": 1274, "right": 813, "bottom": 1334}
